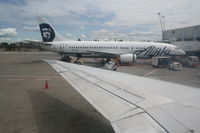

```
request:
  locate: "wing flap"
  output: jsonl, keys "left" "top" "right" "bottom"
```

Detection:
{"left": 148, "top": 102, "right": 200, "bottom": 133}
{"left": 112, "top": 113, "right": 167, "bottom": 133}
{"left": 86, "top": 50, "right": 125, "bottom": 57}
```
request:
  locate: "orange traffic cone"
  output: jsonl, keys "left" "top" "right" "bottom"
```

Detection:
{"left": 44, "top": 80, "right": 49, "bottom": 89}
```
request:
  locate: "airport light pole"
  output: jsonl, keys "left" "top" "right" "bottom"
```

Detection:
{"left": 161, "top": 15, "right": 166, "bottom": 31}
{"left": 161, "top": 15, "right": 166, "bottom": 40}
{"left": 157, "top": 12, "right": 164, "bottom": 41}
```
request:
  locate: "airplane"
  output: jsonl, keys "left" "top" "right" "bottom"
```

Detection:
{"left": 45, "top": 59, "right": 200, "bottom": 133}
{"left": 26, "top": 17, "right": 185, "bottom": 63}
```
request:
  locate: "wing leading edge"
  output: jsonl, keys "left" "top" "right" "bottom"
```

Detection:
{"left": 45, "top": 60, "right": 200, "bottom": 133}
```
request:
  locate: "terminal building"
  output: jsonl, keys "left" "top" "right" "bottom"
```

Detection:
{"left": 163, "top": 25, "right": 200, "bottom": 56}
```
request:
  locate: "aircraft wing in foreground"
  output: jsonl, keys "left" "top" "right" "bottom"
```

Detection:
{"left": 45, "top": 60, "right": 200, "bottom": 133}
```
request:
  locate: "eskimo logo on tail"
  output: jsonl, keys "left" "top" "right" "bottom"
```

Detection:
{"left": 39, "top": 23, "right": 55, "bottom": 42}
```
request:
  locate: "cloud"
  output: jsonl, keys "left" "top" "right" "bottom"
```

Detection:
{"left": 100, "top": 29, "right": 107, "bottom": 32}
{"left": 0, "top": 37, "right": 11, "bottom": 42}
{"left": 0, "top": 0, "right": 200, "bottom": 41}
{"left": 0, "top": 28, "right": 17, "bottom": 37}
{"left": 99, "top": 0, "right": 200, "bottom": 28}
{"left": 87, "top": 29, "right": 160, "bottom": 41}
{"left": 79, "top": 26, "right": 85, "bottom": 29}
{"left": 66, "top": 33, "right": 72, "bottom": 36}
{"left": 80, "top": 34, "right": 86, "bottom": 38}
{"left": 22, "top": 26, "right": 39, "bottom": 31}
{"left": 1, "top": 0, "right": 200, "bottom": 28}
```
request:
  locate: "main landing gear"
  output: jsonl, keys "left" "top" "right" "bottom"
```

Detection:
{"left": 61, "top": 55, "right": 71, "bottom": 62}
{"left": 60, "top": 54, "right": 84, "bottom": 65}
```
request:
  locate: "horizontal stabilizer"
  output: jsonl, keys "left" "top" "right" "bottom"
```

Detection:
{"left": 23, "top": 40, "right": 52, "bottom": 46}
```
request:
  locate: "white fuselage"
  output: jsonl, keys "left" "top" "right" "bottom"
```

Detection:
{"left": 42, "top": 41, "right": 185, "bottom": 58}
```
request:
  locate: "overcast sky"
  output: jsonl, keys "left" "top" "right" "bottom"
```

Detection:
{"left": 0, "top": 0, "right": 200, "bottom": 42}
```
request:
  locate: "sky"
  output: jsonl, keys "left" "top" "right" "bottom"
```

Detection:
{"left": 0, "top": 0, "right": 200, "bottom": 42}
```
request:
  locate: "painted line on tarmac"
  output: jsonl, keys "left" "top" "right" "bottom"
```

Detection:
{"left": 7, "top": 78, "right": 24, "bottom": 80}
{"left": 0, "top": 75, "right": 60, "bottom": 79}
{"left": 34, "top": 79, "right": 51, "bottom": 81}
{"left": 6, "top": 78, "right": 52, "bottom": 81}
{"left": 143, "top": 68, "right": 160, "bottom": 77}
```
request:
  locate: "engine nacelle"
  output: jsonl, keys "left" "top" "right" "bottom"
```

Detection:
{"left": 120, "top": 54, "right": 137, "bottom": 63}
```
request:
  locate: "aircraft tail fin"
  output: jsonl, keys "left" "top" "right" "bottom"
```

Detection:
{"left": 37, "top": 16, "right": 64, "bottom": 42}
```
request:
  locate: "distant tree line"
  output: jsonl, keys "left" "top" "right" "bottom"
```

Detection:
{"left": 0, "top": 42, "right": 41, "bottom": 51}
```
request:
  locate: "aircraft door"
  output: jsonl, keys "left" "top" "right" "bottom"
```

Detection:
{"left": 60, "top": 44, "right": 64, "bottom": 53}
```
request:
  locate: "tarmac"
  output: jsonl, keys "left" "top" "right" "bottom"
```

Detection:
{"left": 0, "top": 52, "right": 199, "bottom": 133}
{"left": 117, "top": 62, "right": 200, "bottom": 88}
{"left": 0, "top": 52, "right": 114, "bottom": 133}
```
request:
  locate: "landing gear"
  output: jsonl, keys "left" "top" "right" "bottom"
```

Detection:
{"left": 61, "top": 55, "right": 71, "bottom": 62}
{"left": 60, "top": 54, "right": 84, "bottom": 64}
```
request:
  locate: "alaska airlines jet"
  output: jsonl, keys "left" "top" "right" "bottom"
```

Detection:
{"left": 27, "top": 17, "right": 185, "bottom": 63}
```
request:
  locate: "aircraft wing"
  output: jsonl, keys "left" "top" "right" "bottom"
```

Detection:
{"left": 86, "top": 50, "right": 125, "bottom": 57}
{"left": 45, "top": 60, "right": 200, "bottom": 133}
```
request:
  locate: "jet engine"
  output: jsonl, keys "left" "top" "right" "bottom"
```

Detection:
{"left": 120, "top": 54, "right": 137, "bottom": 63}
